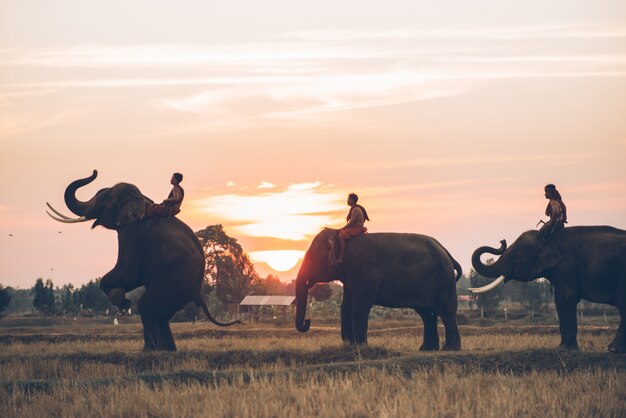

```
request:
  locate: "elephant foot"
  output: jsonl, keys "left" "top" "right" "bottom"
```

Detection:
{"left": 442, "top": 343, "right": 461, "bottom": 351}
{"left": 608, "top": 341, "right": 626, "bottom": 354}
{"left": 118, "top": 298, "right": 132, "bottom": 314}
{"left": 558, "top": 342, "right": 580, "bottom": 351}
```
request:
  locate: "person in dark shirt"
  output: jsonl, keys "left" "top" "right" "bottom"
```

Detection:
{"left": 145, "top": 173, "right": 185, "bottom": 218}
{"left": 538, "top": 184, "right": 567, "bottom": 238}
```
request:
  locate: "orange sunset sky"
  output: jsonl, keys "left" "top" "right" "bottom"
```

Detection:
{"left": 1, "top": 1, "right": 625, "bottom": 288}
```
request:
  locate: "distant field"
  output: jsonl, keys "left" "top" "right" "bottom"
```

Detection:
{"left": 1, "top": 317, "right": 625, "bottom": 418}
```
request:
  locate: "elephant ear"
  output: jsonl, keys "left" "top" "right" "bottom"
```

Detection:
{"left": 327, "top": 232, "right": 340, "bottom": 268}
{"left": 535, "top": 240, "right": 561, "bottom": 275}
{"left": 116, "top": 187, "right": 154, "bottom": 227}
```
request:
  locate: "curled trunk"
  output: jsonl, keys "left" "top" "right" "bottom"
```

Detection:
{"left": 295, "top": 274, "right": 310, "bottom": 332}
{"left": 471, "top": 239, "right": 507, "bottom": 278}
{"left": 64, "top": 170, "right": 98, "bottom": 216}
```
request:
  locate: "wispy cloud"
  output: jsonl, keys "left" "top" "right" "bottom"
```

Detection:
{"left": 1, "top": 24, "right": 624, "bottom": 124}
{"left": 0, "top": 112, "right": 70, "bottom": 138}
{"left": 290, "top": 25, "right": 626, "bottom": 41}
{"left": 344, "top": 152, "right": 602, "bottom": 170}
{"left": 193, "top": 182, "right": 344, "bottom": 241}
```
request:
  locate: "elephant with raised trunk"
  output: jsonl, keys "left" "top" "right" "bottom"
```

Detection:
{"left": 295, "top": 229, "right": 462, "bottom": 350}
{"left": 470, "top": 226, "right": 626, "bottom": 353}
{"left": 46, "top": 170, "right": 239, "bottom": 351}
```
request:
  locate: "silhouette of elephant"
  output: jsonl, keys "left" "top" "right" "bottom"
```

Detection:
{"left": 295, "top": 229, "right": 462, "bottom": 350}
{"left": 470, "top": 226, "right": 626, "bottom": 353}
{"left": 47, "top": 170, "right": 239, "bottom": 351}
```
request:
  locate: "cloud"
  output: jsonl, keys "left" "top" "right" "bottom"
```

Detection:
{"left": 193, "top": 182, "right": 344, "bottom": 241}
{"left": 344, "top": 152, "right": 602, "bottom": 170}
{"left": 2, "top": 24, "right": 624, "bottom": 124}
{"left": 258, "top": 181, "right": 276, "bottom": 189}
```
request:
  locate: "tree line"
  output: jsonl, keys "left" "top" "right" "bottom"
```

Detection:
{"left": 0, "top": 225, "right": 575, "bottom": 319}
{"left": 0, "top": 225, "right": 333, "bottom": 318}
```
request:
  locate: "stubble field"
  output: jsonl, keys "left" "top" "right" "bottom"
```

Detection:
{"left": 1, "top": 317, "right": 625, "bottom": 418}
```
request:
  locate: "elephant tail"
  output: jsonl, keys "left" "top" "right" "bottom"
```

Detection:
{"left": 196, "top": 296, "right": 242, "bottom": 327}
{"left": 452, "top": 257, "right": 463, "bottom": 281}
{"left": 446, "top": 252, "right": 463, "bottom": 282}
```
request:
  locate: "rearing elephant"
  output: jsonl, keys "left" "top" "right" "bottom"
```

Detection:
{"left": 470, "top": 226, "right": 626, "bottom": 353}
{"left": 295, "top": 229, "right": 462, "bottom": 350}
{"left": 46, "top": 170, "right": 239, "bottom": 351}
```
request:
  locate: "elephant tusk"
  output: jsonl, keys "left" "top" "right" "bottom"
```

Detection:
{"left": 468, "top": 276, "right": 505, "bottom": 294}
{"left": 46, "top": 211, "right": 89, "bottom": 223}
{"left": 46, "top": 202, "right": 73, "bottom": 219}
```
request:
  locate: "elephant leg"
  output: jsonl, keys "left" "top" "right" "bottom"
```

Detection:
{"left": 416, "top": 309, "right": 439, "bottom": 351}
{"left": 350, "top": 292, "right": 373, "bottom": 345}
{"left": 137, "top": 287, "right": 173, "bottom": 351}
{"left": 439, "top": 305, "right": 461, "bottom": 351}
{"left": 608, "top": 306, "right": 626, "bottom": 353}
{"left": 555, "top": 292, "right": 580, "bottom": 350}
{"left": 341, "top": 291, "right": 355, "bottom": 344}
{"left": 140, "top": 313, "right": 161, "bottom": 351}
{"left": 100, "top": 269, "right": 139, "bottom": 312}
{"left": 157, "top": 319, "right": 176, "bottom": 352}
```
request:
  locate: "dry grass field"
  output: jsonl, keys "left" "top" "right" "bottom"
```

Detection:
{"left": 1, "top": 317, "right": 625, "bottom": 418}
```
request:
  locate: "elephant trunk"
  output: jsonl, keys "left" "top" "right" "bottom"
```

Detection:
{"left": 471, "top": 239, "right": 507, "bottom": 278}
{"left": 295, "top": 272, "right": 311, "bottom": 333}
{"left": 64, "top": 170, "right": 98, "bottom": 216}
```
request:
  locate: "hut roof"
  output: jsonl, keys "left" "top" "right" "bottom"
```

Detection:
{"left": 240, "top": 295, "right": 295, "bottom": 306}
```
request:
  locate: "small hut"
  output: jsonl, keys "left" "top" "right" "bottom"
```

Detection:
{"left": 239, "top": 295, "right": 295, "bottom": 323}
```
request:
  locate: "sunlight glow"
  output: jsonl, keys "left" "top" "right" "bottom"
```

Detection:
{"left": 249, "top": 250, "right": 305, "bottom": 272}
{"left": 194, "top": 183, "right": 345, "bottom": 240}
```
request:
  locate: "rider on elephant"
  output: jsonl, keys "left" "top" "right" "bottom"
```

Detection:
{"left": 336, "top": 193, "right": 369, "bottom": 264}
{"left": 145, "top": 173, "right": 185, "bottom": 218}
{"left": 538, "top": 184, "right": 567, "bottom": 238}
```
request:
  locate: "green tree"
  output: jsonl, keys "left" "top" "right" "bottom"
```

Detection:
{"left": 468, "top": 261, "right": 503, "bottom": 316}
{"left": 196, "top": 225, "right": 260, "bottom": 303}
{"left": 61, "top": 284, "right": 79, "bottom": 315}
{"left": 518, "top": 279, "right": 552, "bottom": 312}
{"left": 77, "top": 279, "right": 114, "bottom": 313}
{"left": 309, "top": 283, "right": 333, "bottom": 302}
{"left": 32, "top": 278, "right": 56, "bottom": 315}
{"left": 0, "top": 284, "right": 11, "bottom": 317}
{"left": 252, "top": 274, "right": 288, "bottom": 295}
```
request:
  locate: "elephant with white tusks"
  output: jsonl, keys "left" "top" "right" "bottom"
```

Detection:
{"left": 470, "top": 226, "right": 626, "bottom": 353}
{"left": 46, "top": 170, "right": 240, "bottom": 351}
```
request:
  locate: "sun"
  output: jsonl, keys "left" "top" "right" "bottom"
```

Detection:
{"left": 249, "top": 250, "right": 305, "bottom": 272}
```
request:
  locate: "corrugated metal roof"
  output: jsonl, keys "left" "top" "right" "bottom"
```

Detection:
{"left": 240, "top": 295, "right": 295, "bottom": 306}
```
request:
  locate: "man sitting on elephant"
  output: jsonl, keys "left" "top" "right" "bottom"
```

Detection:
{"left": 145, "top": 172, "right": 185, "bottom": 218}
{"left": 336, "top": 193, "right": 370, "bottom": 264}
{"left": 538, "top": 184, "right": 567, "bottom": 238}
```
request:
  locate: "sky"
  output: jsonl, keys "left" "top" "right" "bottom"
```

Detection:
{"left": 1, "top": 0, "right": 625, "bottom": 288}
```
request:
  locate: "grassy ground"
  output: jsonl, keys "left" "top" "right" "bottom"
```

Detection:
{"left": 1, "top": 317, "right": 625, "bottom": 417}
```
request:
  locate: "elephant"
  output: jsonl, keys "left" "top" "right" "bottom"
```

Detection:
{"left": 46, "top": 170, "right": 239, "bottom": 351}
{"left": 470, "top": 226, "right": 626, "bottom": 353}
{"left": 295, "top": 228, "right": 462, "bottom": 350}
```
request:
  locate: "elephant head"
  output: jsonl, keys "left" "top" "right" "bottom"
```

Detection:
{"left": 46, "top": 170, "right": 154, "bottom": 230}
{"left": 470, "top": 230, "right": 561, "bottom": 293}
{"left": 295, "top": 228, "right": 339, "bottom": 332}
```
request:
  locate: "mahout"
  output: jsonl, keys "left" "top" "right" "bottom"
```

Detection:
{"left": 47, "top": 170, "right": 239, "bottom": 351}
{"left": 470, "top": 226, "right": 626, "bottom": 353}
{"left": 295, "top": 228, "right": 462, "bottom": 350}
